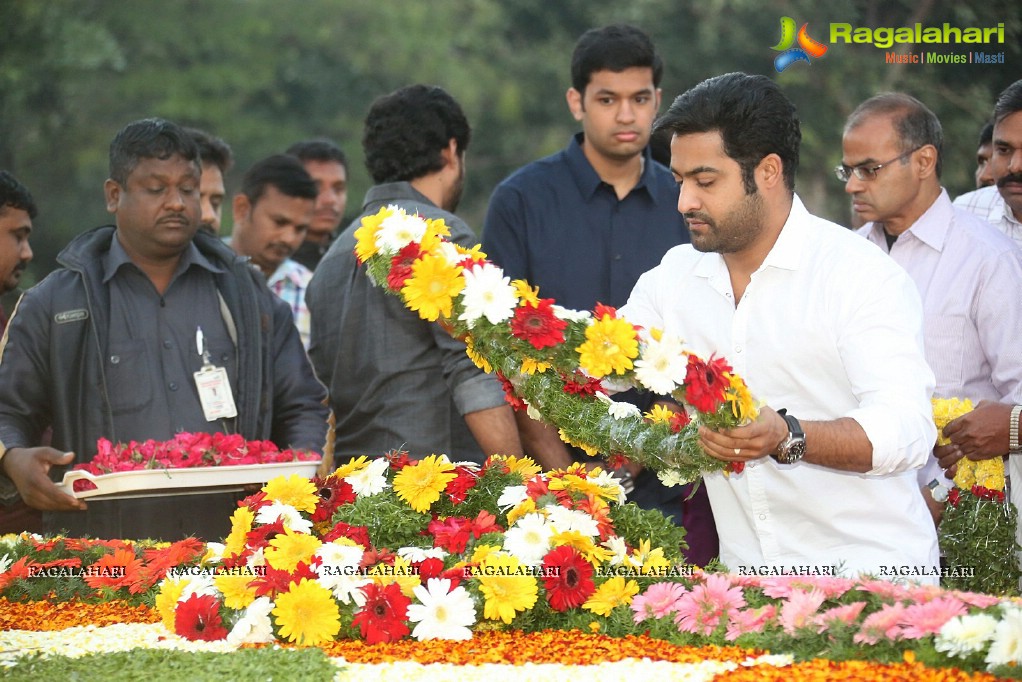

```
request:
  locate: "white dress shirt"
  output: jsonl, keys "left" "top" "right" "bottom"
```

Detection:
{"left": 621, "top": 195, "right": 939, "bottom": 582}
{"left": 954, "top": 185, "right": 1022, "bottom": 246}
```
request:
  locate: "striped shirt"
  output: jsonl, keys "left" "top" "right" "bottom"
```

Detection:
{"left": 953, "top": 185, "right": 1022, "bottom": 246}
{"left": 268, "top": 258, "right": 312, "bottom": 349}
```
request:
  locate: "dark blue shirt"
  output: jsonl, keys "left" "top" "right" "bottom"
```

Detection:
{"left": 482, "top": 132, "right": 689, "bottom": 311}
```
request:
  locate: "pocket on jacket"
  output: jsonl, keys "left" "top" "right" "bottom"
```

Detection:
{"left": 106, "top": 339, "right": 153, "bottom": 414}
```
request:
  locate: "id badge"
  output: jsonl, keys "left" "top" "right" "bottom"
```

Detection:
{"left": 193, "top": 364, "right": 238, "bottom": 421}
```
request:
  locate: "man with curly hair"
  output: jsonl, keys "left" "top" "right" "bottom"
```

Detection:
{"left": 307, "top": 85, "right": 522, "bottom": 466}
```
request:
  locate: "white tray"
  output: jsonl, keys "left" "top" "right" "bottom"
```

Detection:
{"left": 55, "top": 461, "right": 322, "bottom": 501}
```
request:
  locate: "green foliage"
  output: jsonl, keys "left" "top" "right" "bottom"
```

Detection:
{"left": 609, "top": 502, "right": 687, "bottom": 564}
{"left": 2, "top": 647, "right": 339, "bottom": 682}
{"left": 331, "top": 488, "right": 430, "bottom": 549}
{"left": 939, "top": 493, "right": 1022, "bottom": 596}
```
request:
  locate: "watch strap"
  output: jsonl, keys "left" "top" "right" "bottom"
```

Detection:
{"left": 1010, "top": 405, "right": 1022, "bottom": 453}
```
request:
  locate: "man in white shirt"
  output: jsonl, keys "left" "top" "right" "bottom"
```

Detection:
{"left": 954, "top": 80, "right": 1022, "bottom": 246}
{"left": 840, "top": 93, "right": 1022, "bottom": 523}
{"left": 620, "top": 72, "right": 940, "bottom": 582}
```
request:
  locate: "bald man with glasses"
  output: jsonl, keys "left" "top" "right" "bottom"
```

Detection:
{"left": 840, "top": 93, "right": 1022, "bottom": 525}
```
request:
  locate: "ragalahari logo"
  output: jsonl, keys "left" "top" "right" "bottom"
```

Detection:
{"left": 771, "top": 17, "right": 828, "bottom": 72}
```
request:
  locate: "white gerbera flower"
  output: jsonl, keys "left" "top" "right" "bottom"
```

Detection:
{"left": 496, "top": 485, "right": 528, "bottom": 509}
{"left": 0, "top": 552, "right": 14, "bottom": 575}
{"left": 397, "top": 546, "right": 448, "bottom": 563}
{"left": 407, "top": 578, "right": 477, "bottom": 641}
{"left": 551, "top": 304, "right": 590, "bottom": 323}
{"left": 313, "top": 542, "right": 370, "bottom": 603}
{"left": 177, "top": 573, "right": 218, "bottom": 600}
{"left": 634, "top": 332, "right": 687, "bottom": 395}
{"left": 602, "top": 535, "right": 630, "bottom": 567}
{"left": 254, "top": 502, "right": 313, "bottom": 534}
{"left": 658, "top": 468, "right": 690, "bottom": 487}
{"left": 375, "top": 207, "right": 428, "bottom": 252}
{"left": 936, "top": 613, "right": 999, "bottom": 658}
{"left": 586, "top": 468, "right": 627, "bottom": 504}
{"left": 986, "top": 605, "right": 1022, "bottom": 667}
{"left": 502, "top": 512, "right": 554, "bottom": 567}
{"left": 227, "top": 596, "right": 275, "bottom": 646}
{"left": 596, "top": 392, "right": 643, "bottom": 421}
{"left": 344, "top": 456, "right": 391, "bottom": 496}
{"left": 544, "top": 504, "right": 600, "bottom": 537}
{"left": 458, "top": 263, "right": 516, "bottom": 327}
{"left": 436, "top": 241, "right": 465, "bottom": 267}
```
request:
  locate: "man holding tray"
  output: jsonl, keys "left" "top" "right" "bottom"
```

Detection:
{"left": 0, "top": 118, "right": 330, "bottom": 540}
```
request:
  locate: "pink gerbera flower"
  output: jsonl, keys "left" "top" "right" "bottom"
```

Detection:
{"left": 673, "top": 574, "right": 746, "bottom": 635}
{"left": 725, "top": 604, "right": 777, "bottom": 641}
{"left": 814, "top": 601, "right": 867, "bottom": 634}
{"left": 854, "top": 602, "right": 909, "bottom": 645}
{"left": 899, "top": 596, "right": 968, "bottom": 639}
{"left": 779, "top": 588, "right": 827, "bottom": 635}
{"left": 631, "top": 582, "right": 688, "bottom": 623}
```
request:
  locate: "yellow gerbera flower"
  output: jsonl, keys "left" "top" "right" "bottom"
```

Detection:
{"left": 353, "top": 206, "right": 393, "bottom": 262}
{"left": 557, "top": 429, "right": 599, "bottom": 457}
{"left": 331, "top": 455, "right": 371, "bottom": 479}
{"left": 506, "top": 498, "right": 536, "bottom": 526}
{"left": 454, "top": 242, "right": 486, "bottom": 262}
{"left": 512, "top": 279, "right": 540, "bottom": 306}
{"left": 465, "top": 337, "right": 492, "bottom": 373}
{"left": 215, "top": 572, "right": 258, "bottom": 610}
{"left": 393, "top": 454, "right": 457, "bottom": 513}
{"left": 644, "top": 404, "right": 675, "bottom": 425}
{"left": 262, "top": 474, "right": 319, "bottom": 514}
{"left": 273, "top": 578, "right": 342, "bottom": 646}
{"left": 223, "top": 505, "right": 255, "bottom": 559}
{"left": 476, "top": 553, "right": 538, "bottom": 624}
{"left": 420, "top": 217, "right": 452, "bottom": 252}
{"left": 548, "top": 473, "right": 613, "bottom": 501}
{"left": 471, "top": 543, "right": 502, "bottom": 563}
{"left": 156, "top": 577, "right": 188, "bottom": 631}
{"left": 369, "top": 555, "right": 421, "bottom": 597}
{"left": 401, "top": 253, "right": 464, "bottom": 321}
{"left": 520, "top": 357, "right": 551, "bottom": 375}
{"left": 550, "top": 530, "right": 612, "bottom": 566}
{"left": 725, "top": 373, "right": 759, "bottom": 422}
{"left": 582, "top": 576, "right": 640, "bottom": 616}
{"left": 265, "top": 527, "right": 323, "bottom": 572}
{"left": 489, "top": 454, "right": 542, "bottom": 480}
{"left": 576, "top": 315, "right": 639, "bottom": 377}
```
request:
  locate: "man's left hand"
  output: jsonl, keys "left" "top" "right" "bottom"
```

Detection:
{"left": 699, "top": 407, "right": 788, "bottom": 462}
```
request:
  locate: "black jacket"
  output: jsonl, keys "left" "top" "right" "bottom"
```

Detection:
{"left": 0, "top": 226, "right": 329, "bottom": 496}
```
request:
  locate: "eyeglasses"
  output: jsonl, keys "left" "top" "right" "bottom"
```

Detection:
{"left": 834, "top": 147, "right": 922, "bottom": 182}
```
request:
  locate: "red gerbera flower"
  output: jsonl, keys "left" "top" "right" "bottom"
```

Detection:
{"left": 510, "top": 298, "right": 568, "bottom": 349}
{"left": 321, "top": 521, "right": 372, "bottom": 549}
{"left": 684, "top": 354, "right": 732, "bottom": 413}
{"left": 592, "top": 302, "right": 617, "bottom": 319}
{"left": 669, "top": 409, "right": 691, "bottom": 433}
{"left": 387, "top": 242, "right": 424, "bottom": 291}
{"left": 470, "top": 510, "right": 502, "bottom": 538}
{"left": 416, "top": 557, "right": 446, "bottom": 582}
{"left": 384, "top": 449, "right": 414, "bottom": 470}
{"left": 496, "top": 371, "right": 527, "bottom": 411}
{"left": 310, "top": 476, "right": 356, "bottom": 523}
{"left": 445, "top": 466, "right": 479, "bottom": 504}
{"left": 352, "top": 582, "right": 411, "bottom": 643}
{"left": 542, "top": 545, "right": 595, "bottom": 611}
{"left": 175, "top": 593, "right": 229, "bottom": 641}
{"left": 562, "top": 372, "right": 604, "bottom": 397}
{"left": 428, "top": 516, "right": 473, "bottom": 553}
{"left": 84, "top": 547, "right": 144, "bottom": 592}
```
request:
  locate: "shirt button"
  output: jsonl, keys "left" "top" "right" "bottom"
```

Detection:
{"left": 735, "top": 346, "right": 743, "bottom": 353}
{"left": 758, "top": 514, "right": 767, "bottom": 521}
{"left": 169, "top": 382, "right": 178, "bottom": 391}
{"left": 163, "top": 340, "right": 172, "bottom": 349}
{"left": 110, "top": 355, "right": 120, "bottom": 364}
{"left": 613, "top": 254, "right": 622, "bottom": 260}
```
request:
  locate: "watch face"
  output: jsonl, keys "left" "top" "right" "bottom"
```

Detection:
{"left": 779, "top": 438, "right": 806, "bottom": 464}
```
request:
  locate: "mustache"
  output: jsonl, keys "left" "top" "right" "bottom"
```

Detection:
{"left": 684, "top": 212, "right": 715, "bottom": 226}
{"left": 998, "top": 172, "right": 1022, "bottom": 187}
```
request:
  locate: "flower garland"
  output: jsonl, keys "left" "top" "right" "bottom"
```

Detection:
{"left": 932, "top": 398, "right": 1021, "bottom": 596}
{"left": 353, "top": 205, "right": 759, "bottom": 484}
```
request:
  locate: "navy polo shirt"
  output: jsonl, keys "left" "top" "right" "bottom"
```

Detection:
{"left": 482, "top": 132, "right": 689, "bottom": 311}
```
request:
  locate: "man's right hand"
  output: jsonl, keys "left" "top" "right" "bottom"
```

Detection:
{"left": 2, "top": 447, "right": 87, "bottom": 511}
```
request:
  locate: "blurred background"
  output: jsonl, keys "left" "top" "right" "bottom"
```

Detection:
{"left": 1, "top": 0, "right": 1016, "bottom": 285}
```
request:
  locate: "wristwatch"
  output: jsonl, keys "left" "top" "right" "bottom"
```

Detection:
{"left": 1010, "top": 405, "right": 1022, "bottom": 455}
{"left": 770, "top": 408, "right": 806, "bottom": 465}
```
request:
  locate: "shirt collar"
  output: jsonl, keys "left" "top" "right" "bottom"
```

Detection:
{"left": 565, "top": 132, "right": 661, "bottom": 203}
{"left": 863, "top": 188, "right": 952, "bottom": 253}
{"left": 267, "top": 259, "right": 312, "bottom": 288}
{"left": 692, "top": 193, "right": 812, "bottom": 282}
{"left": 103, "top": 232, "right": 223, "bottom": 284}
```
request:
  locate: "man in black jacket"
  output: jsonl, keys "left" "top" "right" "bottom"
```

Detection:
{"left": 0, "top": 118, "right": 329, "bottom": 540}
